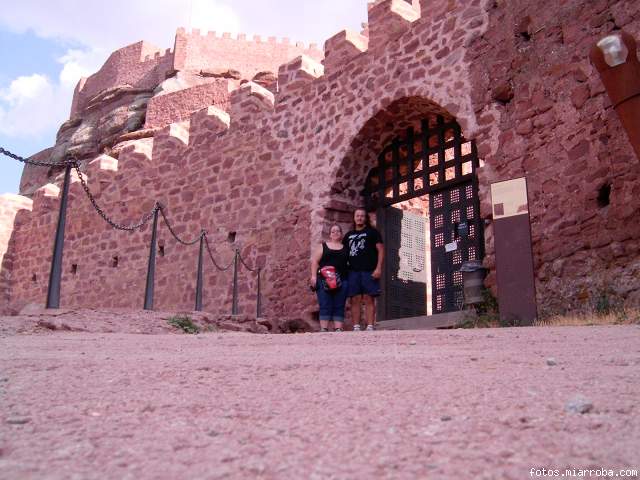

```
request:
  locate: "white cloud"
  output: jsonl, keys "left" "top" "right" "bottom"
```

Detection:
{"left": 0, "top": 0, "right": 240, "bottom": 51}
{"left": 0, "top": 74, "right": 70, "bottom": 138}
{"left": 0, "top": 74, "right": 50, "bottom": 103}
{"left": 57, "top": 48, "right": 111, "bottom": 89}
{"left": 0, "top": 0, "right": 367, "bottom": 142}
{"left": 188, "top": 0, "right": 240, "bottom": 36}
{"left": 0, "top": 0, "right": 240, "bottom": 139}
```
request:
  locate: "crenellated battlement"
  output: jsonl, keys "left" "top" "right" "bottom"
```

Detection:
{"left": 71, "top": 41, "right": 175, "bottom": 116}
{"left": 173, "top": 28, "right": 323, "bottom": 81}
{"left": 277, "top": 55, "right": 324, "bottom": 96}
{"left": 175, "top": 27, "right": 319, "bottom": 51}
{"left": 229, "top": 82, "right": 275, "bottom": 127}
{"left": 323, "top": 30, "right": 369, "bottom": 75}
{"left": 189, "top": 106, "right": 230, "bottom": 145}
{"left": 143, "top": 47, "right": 174, "bottom": 62}
{"left": 367, "top": 0, "right": 421, "bottom": 49}
{"left": 70, "top": 27, "right": 324, "bottom": 120}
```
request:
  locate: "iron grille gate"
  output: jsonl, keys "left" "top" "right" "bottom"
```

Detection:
{"left": 429, "top": 181, "right": 482, "bottom": 313}
{"left": 364, "top": 115, "right": 484, "bottom": 317}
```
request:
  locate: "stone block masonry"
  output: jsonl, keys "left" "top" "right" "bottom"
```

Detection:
{"left": 0, "top": 195, "right": 33, "bottom": 314}
{"left": 144, "top": 80, "right": 238, "bottom": 129}
{"left": 172, "top": 29, "right": 323, "bottom": 80}
{"left": 3, "top": 0, "right": 640, "bottom": 321}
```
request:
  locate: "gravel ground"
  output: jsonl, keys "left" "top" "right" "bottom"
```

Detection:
{"left": 1, "top": 324, "right": 639, "bottom": 479}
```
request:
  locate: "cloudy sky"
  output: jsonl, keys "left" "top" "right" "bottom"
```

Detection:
{"left": 0, "top": 0, "right": 367, "bottom": 194}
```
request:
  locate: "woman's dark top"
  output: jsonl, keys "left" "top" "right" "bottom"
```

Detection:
{"left": 319, "top": 242, "right": 348, "bottom": 278}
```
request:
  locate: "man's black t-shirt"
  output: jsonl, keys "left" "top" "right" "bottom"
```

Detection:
{"left": 343, "top": 226, "right": 383, "bottom": 272}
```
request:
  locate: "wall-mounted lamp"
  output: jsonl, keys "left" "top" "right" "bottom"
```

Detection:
{"left": 597, "top": 35, "right": 629, "bottom": 67}
{"left": 590, "top": 31, "right": 640, "bottom": 162}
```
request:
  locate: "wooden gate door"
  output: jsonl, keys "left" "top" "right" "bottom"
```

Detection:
{"left": 383, "top": 206, "right": 428, "bottom": 319}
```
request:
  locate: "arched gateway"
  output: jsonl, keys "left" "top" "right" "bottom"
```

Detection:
{"left": 362, "top": 115, "right": 484, "bottom": 320}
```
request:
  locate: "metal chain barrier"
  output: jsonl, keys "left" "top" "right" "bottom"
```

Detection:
{"left": 1, "top": 146, "right": 73, "bottom": 167}
{"left": 235, "top": 248, "right": 264, "bottom": 318}
{"left": 3, "top": 146, "right": 264, "bottom": 315}
{"left": 237, "top": 250, "right": 260, "bottom": 272}
{"left": 204, "top": 235, "right": 235, "bottom": 271}
{"left": 158, "top": 205, "right": 203, "bottom": 246}
{"left": 73, "top": 163, "right": 160, "bottom": 231}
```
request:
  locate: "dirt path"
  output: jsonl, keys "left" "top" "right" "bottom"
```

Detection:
{"left": 1, "top": 325, "right": 639, "bottom": 479}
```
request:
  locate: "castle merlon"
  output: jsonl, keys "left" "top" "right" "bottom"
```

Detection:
{"left": 367, "top": 0, "right": 421, "bottom": 49}
{"left": 323, "top": 30, "right": 369, "bottom": 75}
{"left": 277, "top": 55, "right": 325, "bottom": 95}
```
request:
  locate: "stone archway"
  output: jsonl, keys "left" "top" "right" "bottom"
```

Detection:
{"left": 323, "top": 96, "right": 484, "bottom": 321}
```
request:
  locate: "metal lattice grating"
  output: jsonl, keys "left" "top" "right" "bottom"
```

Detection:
{"left": 434, "top": 233, "right": 444, "bottom": 247}
{"left": 466, "top": 205, "right": 475, "bottom": 219}
{"left": 466, "top": 184, "right": 473, "bottom": 199}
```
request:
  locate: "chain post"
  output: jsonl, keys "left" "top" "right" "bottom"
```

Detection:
{"left": 46, "top": 163, "right": 73, "bottom": 309}
{"left": 256, "top": 268, "right": 262, "bottom": 318}
{"left": 143, "top": 206, "right": 160, "bottom": 310}
{"left": 232, "top": 249, "right": 239, "bottom": 315}
{"left": 195, "top": 233, "right": 205, "bottom": 312}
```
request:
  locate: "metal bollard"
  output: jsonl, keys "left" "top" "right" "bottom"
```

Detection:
{"left": 256, "top": 268, "right": 262, "bottom": 318}
{"left": 195, "top": 234, "right": 204, "bottom": 312}
{"left": 143, "top": 207, "right": 159, "bottom": 310}
{"left": 232, "top": 249, "right": 239, "bottom": 315}
{"left": 46, "top": 163, "right": 72, "bottom": 309}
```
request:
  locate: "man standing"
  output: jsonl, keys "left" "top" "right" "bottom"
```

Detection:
{"left": 343, "top": 208, "right": 384, "bottom": 331}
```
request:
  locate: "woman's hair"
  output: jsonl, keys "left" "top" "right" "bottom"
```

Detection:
{"left": 352, "top": 207, "right": 371, "bottom": 231}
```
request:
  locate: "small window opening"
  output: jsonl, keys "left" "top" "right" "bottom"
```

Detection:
{"left": 111, "top": 256, "right": 119, "bottom": 268}
{"left": 31, "top": 273, "right": 37, "bottom": 283}
{"left": 597, "top": 184, "right": 611, "bottom": 208}
{"left": 159, "top": 245, "right": 165, "bottom": 257}
{"left": 71, "top": 264, "right": 78, "bottom": 275}
{"left": 228, "top": 232, "right": 237, "bottom": 243}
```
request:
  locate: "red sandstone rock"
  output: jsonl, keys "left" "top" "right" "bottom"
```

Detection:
{"left": 492, "top": 82, "right": 514, "bottom": 104}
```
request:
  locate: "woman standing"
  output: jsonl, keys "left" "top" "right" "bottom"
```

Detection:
{"left": 310, "top": 224, "right": 349, "bottom": 332}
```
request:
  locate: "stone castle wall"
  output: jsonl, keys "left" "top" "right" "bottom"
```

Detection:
{"left": 144, "top": 79, "right": 238, "bottom": 129}
{"left": 2, "top": 0, "right": 640, "bottom": 319}
{"left": 71, "top": 30, "right": 322, "bottom": 119}
{"left": 172, "top": 29, "right": 323, "bottom": 79}
{"left": 20, "top": 27, "right": 322, "bottom": 199}
{"left": 0, "top": 195, "right": 33, "bottom": 314}
{"left": 468, "top": 0, "right": 640, "bottom": 313}
{"left": 71, "top": 41, "right": 175, "bottom": 117}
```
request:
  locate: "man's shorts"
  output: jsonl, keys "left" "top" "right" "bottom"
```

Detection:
{"left": 347, "top": 270, "right": 381, "bottom": 298}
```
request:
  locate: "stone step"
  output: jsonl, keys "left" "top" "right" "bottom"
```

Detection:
{"left": 377, "top": 310, "right": 475, "bottom": 330}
